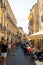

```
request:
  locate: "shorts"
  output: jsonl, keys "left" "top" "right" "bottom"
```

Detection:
{"left": 1, "top": 53, "right": 7, "bottom": 57}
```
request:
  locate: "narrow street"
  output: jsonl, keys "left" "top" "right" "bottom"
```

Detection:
{"left": 0, "top": 45, "right": 43, "bottom": 65}
{"left": 7, "top": 46, "right": 36, "bottom": 65}
{"left": 0, "top": 0, "right": 43, "bottom": 65}
{"left": 0, "top": 45, "right": 36, "bottom": 65}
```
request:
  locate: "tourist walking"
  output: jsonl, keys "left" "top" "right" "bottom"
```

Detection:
{"left": 1, "top": 37, "right": 8, "bottom": 65}
{"left": 11, "top": 43, "right": 16, "bottom": 55}
{"left": 8, "top": 43, "right": 11, "bottom": 54}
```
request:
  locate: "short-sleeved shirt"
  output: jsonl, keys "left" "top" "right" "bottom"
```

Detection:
{"left": 1, "top": 43, "right": 8, "bottom": 53}
{"left": 8, "top": 44, "right": 11, "bottom": 49}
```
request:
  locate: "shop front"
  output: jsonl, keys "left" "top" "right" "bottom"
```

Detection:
{"left": 29, "top": 30, "right": 43, "bottom": 47}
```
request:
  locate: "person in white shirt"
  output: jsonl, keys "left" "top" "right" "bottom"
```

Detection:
{"left": 8, "top": 43, "right": 11, "bottom": 54}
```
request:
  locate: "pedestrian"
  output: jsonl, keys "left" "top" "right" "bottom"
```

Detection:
{"left": 8, "top": 43, "right": 11, "bottom": 54}
{"left": 1, "top": 37, "right": 8, "bottom": 65}
{"left": 11, "top": 43, "right": 16, "bottom": 55}
{"left": 27, "top": 45, "right": 33, "bottom": 55}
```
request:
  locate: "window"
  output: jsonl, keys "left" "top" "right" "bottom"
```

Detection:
{"left": 0, "top": 0, "right": 2, "bottom": 8}
{"left": 0, "top": 23, "right": 2, "bottom": 30}
{"left": 0, "top": 0, "right": 2, "bottom": 3}
{"left": 41, "top": 15, "right": 43, "bottom": 22}
{"left": 41, "top": 7, "right": 43, "bottom": 22}
{"left": 0, "top": 0, "right": 6, "bottom": 9}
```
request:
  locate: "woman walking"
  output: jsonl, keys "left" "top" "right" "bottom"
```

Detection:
{"left": 1, "top": 37, "right": 8, "bottom": 65}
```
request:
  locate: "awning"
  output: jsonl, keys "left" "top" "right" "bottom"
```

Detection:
{"left": 29, "top": 30, "right": 43, "bottom": 40}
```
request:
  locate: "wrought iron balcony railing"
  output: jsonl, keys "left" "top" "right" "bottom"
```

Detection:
{"left": 0, "top": 23, "right": 6, "bottom": 32}
{"left": 1, "top": 3, "right": 6, "bottom": 10}
{"left": 0, "top": 0, "right": 6, "bottom": 10}
{"left": 6, "top": 13, "right": 16, "bottom": 28}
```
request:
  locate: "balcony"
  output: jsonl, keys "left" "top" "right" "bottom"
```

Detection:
{"left": 1, "top": 3, "right": 6, "bottom": 10}
{"left": 0, "top": 0, "right": 6, "bottom": 10}
{"left": 6, "top": 13, "right": 16, "bottom": 27}
{"left": 0, "top": 0, "right": 2, "bottom": 3}
{"left": 0, "top": 23, "right": 6, "bottom": 32}
{"left": 29, "top": 21, "right": 33, "bottom": 25}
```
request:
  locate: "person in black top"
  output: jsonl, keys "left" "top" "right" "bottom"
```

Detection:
{"left": 1, "top": 42, "right": 7, "bottom": 53}
{"left": 1, "top": 37, "right": 8, "bottom": 65}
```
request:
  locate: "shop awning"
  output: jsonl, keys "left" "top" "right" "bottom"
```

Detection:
{"left": 29, "top": 30, "right": 43, "bottom": 40}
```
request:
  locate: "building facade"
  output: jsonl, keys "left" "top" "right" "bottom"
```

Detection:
{"left": 16, "top": 27, "right": 24, "bottom": 42}
{"left": 28, "top": 0, "right": 43, "bottom": 47}
{"left": 38, "top": 0, "right": 43, "bottom": 30}
{"left": 28, "top": 3, "right": 39, "bottom": 34}
{"left": 0, "top": 0, "right": 17, "bottom": 43}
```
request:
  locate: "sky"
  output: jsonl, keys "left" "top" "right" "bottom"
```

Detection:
{"left": 8, "top": 0, "right": 37, "bottom": 34}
